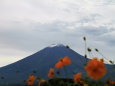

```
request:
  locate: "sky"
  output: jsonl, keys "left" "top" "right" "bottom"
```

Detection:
{"left": 0, "top": 0, "right": 115, "bottom": 67}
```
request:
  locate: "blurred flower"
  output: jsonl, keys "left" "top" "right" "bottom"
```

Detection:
{"left": 27, "top": 75, "right": 35, "bottom": 86}
{"left": 33, "top": 71, "right": 36, "bottom": 73}
{"left": 55, "top": 56, "right": 72, "bottom": 68}
{"left": 63, "top": 56, "right": 72, "bottom": 65}
{"left": 109, "top": 80, "right": 115, "bottom": 84}
{"left": 23, "top": 80, "right": 26, "bottom": 82}
{"left": 79, "top": 80, "right": 84, "bottom": 84}
{"left": 48, "top": 68, "right": 54, "bottom": 78}
{"left": 55, "top": 58, "right": 64, "bottom": 68}
{"left": 66, "top": 45, "right": 70, "bottom": 49}
{"left": 29, "top": 75, "right": 35, "bottom": 80}
{"left": 73, "top": 73, "right": 82, "bottom": 83}
{"left": 85, "top": 58, "right": 106, "bottom": 80}
{"left": 109, "top": 60, "right": 113, "bottom": 64}
{"left": 100, "top": 58, "right": 104, "bottom": 63}
{"left": 38, "top": 79, "right": 46, "bottom": 86}
{"left": 84, "top": 84, "right": 88, "bottom": 86}
{"left": 1, "top": 77, "right": 4, "bottom": 79}
{"left": 56, "top": 71, "right": 60, "bottom": 75}
{"left": 104, "top": 84, "right": 108, "bottom": 86}
{"left": 87, "top": 48, "right": 92, "bottom": 52}
{"left": 84, "top": 54, "right": 87, "bottom": 58}
{"left": 83, "top": 37, "right": 86, "bottom": 41}
{"left": 28, "top": 79, "right": 34, "bottom": 86}
{"left": 95, "top": 48, "right": 99, "bottom": 52}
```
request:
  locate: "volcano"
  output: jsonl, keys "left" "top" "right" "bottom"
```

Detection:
{"left": 0, "top": 44, "right": 114, "bottom": 85}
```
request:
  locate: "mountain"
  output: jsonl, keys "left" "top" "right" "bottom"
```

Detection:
{"left": 0, "top": 44, "right": 114, "bottom": 86}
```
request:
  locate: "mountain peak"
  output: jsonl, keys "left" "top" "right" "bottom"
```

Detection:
{"left": 48, "top": 44, "right": 65, "bottom": 48}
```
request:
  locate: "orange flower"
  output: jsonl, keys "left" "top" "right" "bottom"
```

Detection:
{"left": 63, "top": 56, "right": 72, "bottom": 65}
{"left": 29, "top": 75, "right": 35, "bottom": 80}
{"left": 100, "top": 58, "right": 104, "bottom": 63}
{"left": 28, "top": 79, "right": 34, "bottom": 86}
{"left": 55, "top": 58, "right": 64, "bottom": 68}
{"left": 27, "top": 75, "right": 35, "bottom": 86}
{"left": 73, "top": 73, "right": 82, "bottom": 82}
{"left": 84, "top": 84, "right": 88, "bottom": 86}
{"left": 104, "top": 84, "right": 108, "bottom": 86}
{"left": 109, "top": 80, "right": 115, "bottom": 84}
{"left": 48, "top": 68, "right": 54, "bottom": 78}
{"left": 79, "top": 80, "right": 84, "bottom": 84}
{"left": 55, "top": 56, "right": 72, "bottom": 68}
{"left": 85, "top": 58, "right": 106, "bottom": 80}
{"left": 38, "top": 79, "right": 46, "bottom": 86}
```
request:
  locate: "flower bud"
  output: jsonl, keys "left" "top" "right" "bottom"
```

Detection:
{"left": 83, "top": 37, "right": 86, "bottom": 41}
{"left": 84, "top": 54, "right": 87, "bottom": 58}
{"left": 87, "top": 48, "right": 92, "bottom": 52}
{"left": 95, "top": 48, "right": 99, "bottom": 52}
{"left": 109, "top": 60, "right": 113, "bottom": 64}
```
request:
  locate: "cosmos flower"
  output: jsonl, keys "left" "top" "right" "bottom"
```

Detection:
{"left": 48, "top": 68, "right": 54, "bottom": 78}
{"left": 27, "top": 75, "right": 35, "bottom": 86}
{"left": 84, "top": 84, "right": 88, "bottom": 86}
{"left": 109, "top": 80, "right": 115, "bottom": 84}
{"left": 55, "top": 58, "right": 64, "bottom": 68}
{"left": 100, "top": 58, "right": 104, "bottom": 63}
{"left": 28, "top": 79, "right": 34, "bottom": 86}
{"left": 38, "top": 79, "right": 46, "bottom": 86}
{"left": 104, "top": 84, "right": 108, "bottom": 86}
{"left": 73, "top": 73, "right": 82, "bottom": 82}
{"left": 55, "top": 56, "right": 72, "bottom": 68}
{"left": 85, "top": 58, "right": 106, "bottom": 80}
{"left": 63, "top": 56, "right": 72, "bottom": 65}
{"left": 29, "top": 75, "right": 35, "bottom": 80}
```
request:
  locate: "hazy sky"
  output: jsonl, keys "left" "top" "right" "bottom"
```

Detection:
{"left": 0, "top": 0, "right": 115, "bottom": 67}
